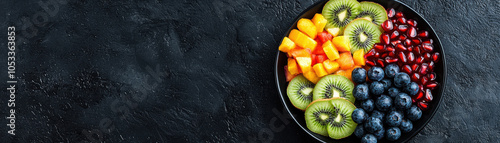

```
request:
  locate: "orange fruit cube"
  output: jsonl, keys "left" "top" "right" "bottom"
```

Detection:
{"left": 289, "top": 29, "right": 317, "bottom": 51}
{"left": 313, "top": 63, "right": 328, "bottom": 77}
{"left": 322, "top": 41, "right": 340, "bottom": 60}
{"left": 287, "top": 58, "right": 300, "bottom": 75}
{"left": 353, "top": 49, "right": 366, "bottom": 66}
{"left": 337, "top": 52, "right": 355, "bottom": 70}
{"left": 297, "top": 18, "right": 317, "bottom": 39}
{"left": 296, "top": 57, "right": 312, "bottom": 73}
{"left": 323, "top": 60, "right": 340, "bottom": 74}
{"left": 278, "top": 37, "right": 296, "bottom": 52}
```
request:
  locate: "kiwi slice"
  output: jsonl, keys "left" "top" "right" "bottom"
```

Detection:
{"left": 313, "top": 75, "right": 355, "bottom": 103}
{"left": 344, "top": 19, "right": 382, "bottom": 53}
{"left": 287, "top": 75, "right": 315, "bottom": 110}
{"left": 305, "top": 99, "right": 336, "bottom": 136}
{"left": 355, "top": 2, "right": 388, "bottom": 25}
{"left": 322, "top": 0, "right": 361, "bottom": 35}
{"left": 327, "top": 98, "right": 357, "bottom": 139}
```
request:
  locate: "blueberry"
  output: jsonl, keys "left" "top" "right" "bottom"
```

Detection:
{"left": 400, "top": 119, "right": 413, "bottom": 133}
{"left": 393, "top": 73, "right": 411, "bottom": 87}
{"left": 406, "top": 105, "right": 422, "bottom": 121}
{"left": 380, "top": 79, "right": 392, "bottom": 91}
{"left": 364, "top": 117, "right": 383, "bottom": 133}
{"left": 354, "top": 84, "right": 370, "bottom": 100}
{"left": 352, "top": 68, "right": 367, "bottom": 84}
{"left": 394, "top": 93, "right": 412, "bottom": 110}
{"left": 361, "top": 134, "right": 377, "bottom": 143}
{"left": 375, "top": 95, "right": 392, "bottom": 111}
{"left": 352, "top": 108, "right": 369, "bottom": 124}
{"left": 373, "top": 126, "right": 385, "bottom": 140}
{"left": 403, "top": 82, "right": 419, "bottom": 96}
{"left": 387, "top": 87, "right": 400, "bottom": 98}
{"left": 385, "top": 64, "right": 400, "bottom": 79}
{"left": 371, "top": 110, "right": 385, "bottom": 121}
{"left": 368, "top": 67, "right": 385, "bottom": 81}
{"left": 385, "top": 110, "right": 403, "bottom": 127}
{"left": 386, "top": 127, "right": 401, "bottom": 141}
{"left": 361, "top": 99, "right": 375, "bottom": 112}
{"left": 370, "top": 81, "right": 384, "bottom": 95}
{"left": 354, "top": 125, "right": 365, "bottom": 138}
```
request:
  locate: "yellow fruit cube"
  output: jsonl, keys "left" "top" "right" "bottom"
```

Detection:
{"left": 326, "top": 27, "right": 341, "bottom": 37}
{"left": 303, "top": 70, "right": 320, "bottom": 84}
{"left": 313, "top": 63, "right": 328, "bottom": 77}
{"left": 287, "top": 58, "right": 300, "bottom": 75}
{"left": 323, "top": 60, "right": 340, "bottom": 74}
{"left": 312, "top": 14, "right": 327, "bottom": 33}
{"left": 322, "top": 41, "right": 340, "bottom": 60}
{"left": 297, "top": 18, "right": 317, "bottom": 39}
{"left": 353, "top": 49, "right": 366, "bottom": 66}
{"left": 296, "top": 57, "right": 312, "bottom": 73}
{"left": 289, "top": 29, "right": 317, "bottom": 51}
{"left": 279, "top": 37, "right": 297, "bottom": 53}
{"left": 332, "top": 36, "right": 350, "bottom": 52}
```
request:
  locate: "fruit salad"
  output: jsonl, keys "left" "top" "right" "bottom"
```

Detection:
{"left": 279, "top": 0, "right": 440, "bottom": 142}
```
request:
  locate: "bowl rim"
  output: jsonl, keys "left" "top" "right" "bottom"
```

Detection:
{"left": 274, "top": 0, "right": 447, "bottom": 142}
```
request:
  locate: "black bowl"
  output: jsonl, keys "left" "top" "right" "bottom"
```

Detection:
{"left": 274, "top": 0, "right": 446, "bottom": 142}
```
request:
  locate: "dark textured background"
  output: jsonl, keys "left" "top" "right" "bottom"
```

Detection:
{"left": 0, "top": 0, "right": 499, "bottom": 142}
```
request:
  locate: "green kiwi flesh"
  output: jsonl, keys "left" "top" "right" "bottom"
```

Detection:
{"left": 287, "top": 75, "right": 315, "bottom": 110}
{"left": 355, "top": 2, "right": 388, "bottom": 25}
{"left": 305, "top": 99, "right": 336, "bottom": 136}
{"left": 322, "top": 0, "right": 361, "bottom": 35}
{"left": 344, "top": 19, "right": 382, "bottom": 53}
{"left": 313, "top": 75, "right": 355, "bottom": 104}
{"left": 327, "top": 98, "right": 357, "bottom": 139}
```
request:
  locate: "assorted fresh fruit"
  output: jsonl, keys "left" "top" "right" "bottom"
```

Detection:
{"left": 280, "top": 0, "right": 440, "bottom": 142}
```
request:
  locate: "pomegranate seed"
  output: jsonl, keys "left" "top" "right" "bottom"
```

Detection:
{"left": 374, "top": 43, "right": 385, "bottom": 51}
{"left": 365, "top": 49, "right": 376, "bottom": 58}
{"left": 424, "top": 89, "right": 433, "bottom": 102}
{"left": 407, "top": 19, "right": 417, "bottom": 27}
{"left": 412, "top": 38, "right": 422, "bottom": 45}
{"left": 419, "top": 84, "right": 424, "bottom": 92}
{"left": 428, "top": 61, "right": 435, "bottom": 71}
{"left": 404, "top": 39, "right": 412, "bottom": 46}
{"left": 426, "top": 81, "right": 438, "bottom": 89}
{"left": 418, "top": 30, "right": 429, "bottom": 38}
{"left": 397, "top": 25, "right": 408, "bottom": 32}
{"left": 422, "top": 43, "right": 433, "bottom": 52}
{"left": 377, "top": 59, "right": 385, "bottom": 67}
{"left": 423, "top": 39, "right": 433, "bottom": 44}
{"left": 413, "top": 46, "right": 422, "bottom": 55}
{"left": 428, "top": 72, "right": 437, "bottom": 81}
{"left": 388, "top": 51, "right": 396, "bottom": 57}
{"left": 411, "top": 72, "right": 421, "bottom": 81}
{"left": 411, "top": 64, "right": 419, "bottom": 71}
{"left": 396, "top": 12, "right": 404, "bottom": 18}
{"left": 398, "top": 51, "right": 407, "bottom": 63}
{"left": 381, "top": 52, "right": 389, "bottom": 58}
{"left": 407, "top": 52, "right": 415, "bottom": 63}
{"left": 407, "top": 46, "right": 414, "bottom": 52}
{"left": 432, "top": 52, "right": 440, "bottom": 62}
{"left": 418, "top": 101, "right": 429, "bottom": 111}
{"left": 386, "top": 45, "right": 395, "bottom": 52}
{"left": 395, "top": 43, "right": 407, "bottom": 51}
{"left": 374, "top": 52, "right": 380, "bottom": 58}
{"left": 391, "top": 19, "right": 397, "bottom": 24}
{"left": 397, "top": 17, "right": 407, "bottom": 24}
{"left": 421, "top": 76, "right": 429, "bottom": 85}
{"left": 416, "top": 56, "right": 425, "bottom": 64}
{"left": 382, "top": 20, "right": 394, "bottom": 32}
{"left": 402, "top": 64, "right": 412, "bottom": 74}
{"left": 419, "top": 63, "right": 429, "bottom": 75}
{"left": 398, "top": 35, "right": 407, "bottom": 41}
{"left": 408, "top": 26, "right": 417, "bottom": 38}
{"left": 414, "top": 90, "right": 424, "bottom": 100}
{"left": 385, "top": 57, "right": 399, "bottom": 63}
{"left": 423, "top": 53, "right": 432, "bottom": 61}
{"left": 381, "top": 33, "right": 391, "bottom": 45}
{"left": 391, "top": 30, "right": 400, "bottom": 39}
{"left": 366, "top": 60, "right": 376, "bottom": 66}
{"left": 388, "top": 8, "right": 396, "bottom": 18}
{"left": 391, "top": 40, "right": 402, "bottom": 46}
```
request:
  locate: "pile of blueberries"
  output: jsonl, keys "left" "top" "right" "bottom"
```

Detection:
{"left": 350, "top": 64, "right": 423, "bottom": 143}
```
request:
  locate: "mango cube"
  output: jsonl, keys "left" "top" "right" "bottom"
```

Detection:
{"left": 289, "top": 29, "right": 317, "bottom": 51}
{"left": 326, "top": 27, "right": 341, "bottom": 37}
{"left": 353, "top": 49, "right": 366, "bottom": 66}
{"left": 313, "top": 63, "right": 328, "bottom": 77}
{"left": 312, "top": 14, "right": 327, "bottom": 33}
{"left": 296, "top": 57, "right": 312, "bottom": 73}
{"left": 287, "top": 58, "right": 300, "bottom": 75}
{"left": 297, "top": 18, "right": 317, "bottom": 39}
{"left": 332, "top": 36, "right": 350, "bottom": 52}
{"left": 323, "top": 60, "right": 340, "bottom": 74}
{"left": 303, "top": 70, "right": 320, "bottom": 84}
{"left": 322, "top": 41, "right": 340, "bottom": 60}
{"left": 279, "top": 37, "right": 297, "bottom": 52}
{"left": 337, "top": 52, "right": 355, "bottom": 70}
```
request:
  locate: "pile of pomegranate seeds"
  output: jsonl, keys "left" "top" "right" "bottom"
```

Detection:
{"left": 364, "top": 8, "right": 440, "bottom": 111}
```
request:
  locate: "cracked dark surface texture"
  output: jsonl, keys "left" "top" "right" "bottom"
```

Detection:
{"left": 0, "top": 0, "right": 499, "bottom": 142}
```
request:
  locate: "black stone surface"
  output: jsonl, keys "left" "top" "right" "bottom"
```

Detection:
{"left": 0, "top": 0, "right": 499, "bottom": 142}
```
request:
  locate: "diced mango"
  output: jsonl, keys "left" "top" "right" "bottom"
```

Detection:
{"left": 322, "top": 41, "right": 340, "bottom": 60}
{"left": 353, "top": 49, "right": 366, "bottom": 66}
{"left": 335, "top": 70, "right": 351, "bottom": 81}
{"left": 287, "top": 58, "right": 300, "bottom": 75}
{"left": 337, "top": 52, "right": 355, "bottom": 70}
{"left": 284, "top": 65, "right": 298, "bottom": 82}
{"left": 289, "top": 48, "right": 311, "bottom": 58}
{"left": 313, "top": 63, "right": 328, "bottom": 77}
{"left": 296, "top": 57, "right": 312, "bottom": 73}
{"left": 326, "top": 27, "right": 341, "bottom": 37}
{"left": 303, "top": 70, "right": 320, "bottom": 84}
{"left": 312, "top": 14, "right": 327, "bottom": 33}
{"left": 289, "top": 29, "right": 317, "bottom": 51}
{"left": 332, "top": 36, "right": 350, "bottom": 52}
{"left": 279, "top": 37, "right": 296, "bottom": 53}
{"left": 323, "top": 60, "right": 340, "bottom": 74}
{"left": 297, "top": 18, "right": 317, "bottom": 39}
